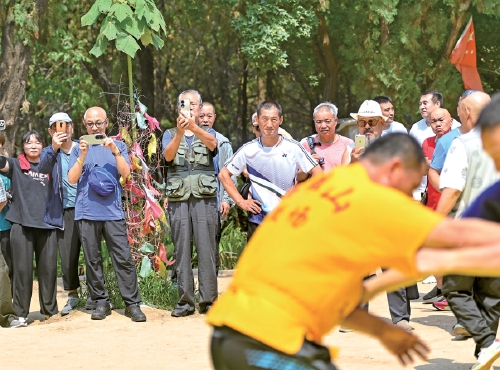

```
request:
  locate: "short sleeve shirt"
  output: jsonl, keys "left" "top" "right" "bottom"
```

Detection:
{"left": 69, "top": 141, "right": 130, "bottom": 221}
{"left": 430, "top": 128, "right": 462, "bottom": 171}
{"left": 300, "top": 135, "right": 353, "bottom": 172}
{"left": 0, "top": 175, "right": 11, "bottom": 231}
{"left": 225, "top": 137, "right": 317, "bottom": 224}
{"left": 439, "top": 138, "right": 468, "bottom": 191}
{"left": 207, "top": 164, "right": 443, "bottom": 354}
{"left": 382, "top": 121, "right": 408, "bottom": 136}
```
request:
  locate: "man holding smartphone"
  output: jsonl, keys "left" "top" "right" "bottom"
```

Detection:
{"left": 162, "top": 90, "right": 219, "bottom": 317}
{"left": 67, "top": 107, "right": 146, "bottom": 322}
{"left": 39, "top": 112, "right": 83, "bottom": 316}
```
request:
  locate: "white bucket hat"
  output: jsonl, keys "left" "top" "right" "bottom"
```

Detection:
{"left": 350, "top": 100, "right": 388, "bottom": 121}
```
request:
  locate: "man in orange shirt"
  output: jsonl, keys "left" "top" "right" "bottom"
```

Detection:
{"left": 207, "top": 133, "right": 500, "bottom": 370}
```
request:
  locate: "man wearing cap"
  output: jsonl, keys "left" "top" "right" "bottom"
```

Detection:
{"left": 348, "top": 100, "right": 388, "bottom": 163}
{"left": 39, "top": 112, "right": 83, "bottom": 316}
{"left": 219, "top": 100, "right": 320, "bottom": 241}
{"left": 68, "top": 106, "right": 146, "bottom": 322}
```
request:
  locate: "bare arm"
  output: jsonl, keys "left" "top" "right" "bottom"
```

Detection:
{"left": 362, "top": 270, "right": 422, "bottom": 302}
{"left": 435, "top": 187, "right": 461, "bottom": 215}
{"left": 163, "top": 119, "right": 184, "bottom": 162}
{"left": 0, "top": 200, "right": 7, "bottom": 212}
{"left": 341, "top": 147, "right": 350, "bottom": 166}
{"left": 102, "top": 138, "right": 130, "bottom": 179}
{"left": 219, "top": 167, "right": 261, "bottom": 214}
{"left": 190, "top": 124, "right": 217, "bottom": 151}
{"left": 68, "top": 139, "right": 88, "bottom": 184}
{"left": 427, "top": 167, "right": 440, "bottom": 192}
{"left": 297, "top": 164, "right": 321, "bottom": 183}
{"left": 341, "top": 307, "right": 428, "bottom": 365}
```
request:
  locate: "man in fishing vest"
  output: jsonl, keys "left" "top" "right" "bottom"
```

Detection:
{"left": 162, "top": 89, "right": 219, "bottom": 317}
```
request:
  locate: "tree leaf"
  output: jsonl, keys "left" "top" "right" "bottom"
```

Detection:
{"left": 140, "top": 242, "right": 155, "bottom": 254}
{"left": 114, "top": 3, "right": 133, "bottom": 23}
{"left": 116, "top": 35, "right": 140, "bottom": 58}
{"left": 97, "top": 0, "right": 112, "bottom": 13}
{"left": 139, "top": 256, "right": 152, "bottom": 278}
{"left": 140, "top": 30, "right": 153, "bottom": 46}
{"left": 135, "top": 0, "right": 146, "bottom": 19}
{"left": 156, "top": 256, "right": 168, "bottom": 279}
{"left": 101, "top": 19, "right": 119, "bottom": 41}
{"left": 121, "top": 17, "right": 142, "bottom": 39}
{"left": 89, "top": 37, "right": 108, "bottom": 58}
{"left": 81, "top": 1, "right": 101, "bottom": 27}
{"left": 151, "top": 33, "right": 164, "bottom": 50}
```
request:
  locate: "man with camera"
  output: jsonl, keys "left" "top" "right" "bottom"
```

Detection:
{"left": 162, "top": 90, "right": 219, "bottom": 317}
{"left": 67, "top": 106, "right": 146, "bottom": 322}
{"left": 300, "top": 102, "right": 352, "bottom": 172}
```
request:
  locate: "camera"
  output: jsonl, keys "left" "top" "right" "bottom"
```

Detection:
{"left": 318, "top": 157, "right": 325, "bottom": 167}
{"left": 0, "top": 120, "right": 5, "bottom": 131}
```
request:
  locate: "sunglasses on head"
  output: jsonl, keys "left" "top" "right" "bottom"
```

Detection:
{"left": 458, "top": 90, "right": 477, "bottom": 103}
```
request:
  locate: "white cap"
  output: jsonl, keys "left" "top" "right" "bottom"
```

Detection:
{"left": 350, "top": 100, "right": 388, "bottom": 121}
{"left": 49, "top": 112, "right": 72, "bottom": 126}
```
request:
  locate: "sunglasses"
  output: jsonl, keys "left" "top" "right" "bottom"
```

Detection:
{"left": 357, "top": 118, "right": 382, "bottom": 127}
{"left": 458, "top": 90, "right": 477, "bottom": 103}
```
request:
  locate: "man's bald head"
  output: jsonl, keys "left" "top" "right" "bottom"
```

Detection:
{"left": 430, "top": 108, "right": 452, "bottom": 137}
{"left": 459, "top": 92, "right": 491, "bottom": 129}
{"left": 84, "top": 106, "right": 107, "bottom": 121}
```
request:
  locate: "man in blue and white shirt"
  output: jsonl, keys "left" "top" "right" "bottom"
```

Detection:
{"left": 219, "top": 100, "right": 320, "bottom": 240}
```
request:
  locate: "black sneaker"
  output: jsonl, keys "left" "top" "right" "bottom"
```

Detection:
{"left": 125, "top": 303, "right": 147, "bottom": 322}
{"left": 422, "top": 285, "right": 442, "bottom": 303}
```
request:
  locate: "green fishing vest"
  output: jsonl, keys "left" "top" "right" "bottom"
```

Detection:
{"left": 165, "top": 127, "right": 217, "bottom": 202}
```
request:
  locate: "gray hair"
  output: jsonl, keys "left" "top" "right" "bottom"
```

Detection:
{"left": 251, "top": 112, "right": 258, "bottom": 124}
{"left": 177, "top": 89, "right": 202, "bottom": 109}
{"left": 313, "top": 102, "right": 338, "bottom": 119}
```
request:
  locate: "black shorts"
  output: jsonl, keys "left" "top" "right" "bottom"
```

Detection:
{"left": 211, "top": 326, "right": 337, "bottom": 370}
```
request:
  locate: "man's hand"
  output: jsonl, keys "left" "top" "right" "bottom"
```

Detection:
{"left": 237, "top": 198, "right": 261, "bottom": 214}
{"left": 220, "top": 202, "right": 230, "bottom": 218}
{"left": 52, "top": 132, "right": 68, "bottom": 151}
{"left": 102, "top": 136, "right": 119, "bottom": 154}
{"left": 176, "top": 112, "right": 189, "bottom": 134}
{"left": 379, "top": 324, "right": 429, "bottom": 366}
{"left": 350, "top": 147, "right": 364, "bottom": 163}
{"left": 310, "top": 153, "right": 321, "bottom": 163}
{"left": 78, "top": 137, "right": 90, "bottom": 159}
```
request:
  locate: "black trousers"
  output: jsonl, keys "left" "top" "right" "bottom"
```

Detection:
{"left": 247, "top": 221, "right": 259, "bottom": 242}
{"left": 211, "top": 326, "right": 337, "bottom": 370}
{"left": 77, "top": 219, "right": 141, "bottom": 306}
{"left": 168, "top": 197, "right": 218, "bottom": 312}
{"left": 442, "top": 274, "right": 500, "bottom": 357}
{"left": 0, "top": 229, "right": 12, "bottom": 283}
{"left": 10, "top": 224, "right": 58, "bottom": 318}
{"left": 57, "top": 208, "right": 82, "bottom": 291}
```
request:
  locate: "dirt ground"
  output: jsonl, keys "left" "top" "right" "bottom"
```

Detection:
{"left": 0, "top": 277, "right": 497, "bottom": 370}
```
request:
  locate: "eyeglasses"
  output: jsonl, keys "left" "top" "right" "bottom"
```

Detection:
{"left": 84, "top": 119, "right": 107, "bottom": 128}
{"left": 357, "top": 118, "right": 381, "bottom": 127}
{"left": 314, "top": 119, "right": 334, "bottom": 125}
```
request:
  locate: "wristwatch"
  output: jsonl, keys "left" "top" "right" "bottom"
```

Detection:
{"left": 112, "top": 151, "right": 122, "bottom": 157}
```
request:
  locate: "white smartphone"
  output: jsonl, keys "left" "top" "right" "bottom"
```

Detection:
{"left": 355, "top": 135, "right": 366, "bottom": 150}
{"left": 81, "top": 134, "right": 105, "bottom": 145}
{"left": 179, "top": 98, "right": 191, "bottom": 117}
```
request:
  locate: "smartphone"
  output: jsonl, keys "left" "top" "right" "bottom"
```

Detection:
{"left": 355, "top": 135, "right": 366, "bottom": 150}
{"left": 0, "top": 120, "right": 5, "bottom": 131}
{"left": 180, "top": 98, "right": 191, "bottom": 117}
{"left": 81, "top": 134, "right": 105, "bottom": 145}
{"left": 55, "top": 121, "right": 67, "bottom": 142}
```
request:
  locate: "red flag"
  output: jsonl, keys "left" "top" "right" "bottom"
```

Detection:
{"left": 449, "top": 17, "right": 483, "bottom": 91}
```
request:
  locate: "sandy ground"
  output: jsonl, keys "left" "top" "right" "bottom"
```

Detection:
{"left": 0, "top": 277, "right": 497, "bottom": 370}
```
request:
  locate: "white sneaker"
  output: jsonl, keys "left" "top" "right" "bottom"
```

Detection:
{"left": 471, "top": 339, "right": 500, "bottom": 370}
{"left": 9, "top": 317, "right": 27, "bottom": 328}
{"left": 422, "top": 276, "right": 437, "bottom": 284}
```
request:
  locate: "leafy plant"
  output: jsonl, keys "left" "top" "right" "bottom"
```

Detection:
{"left": 218, "top": 221, "right": 247, "bottom": 270}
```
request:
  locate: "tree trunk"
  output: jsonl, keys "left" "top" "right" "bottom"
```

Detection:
{"left": 313, "top": 11, "right": 339, "bottom": 103}
{"left": 240, "top": 60, "right": 249, "bottom": 146}
{"left": 138, "top": 45, "right": 156, "bottom": 116}
{"left": 0, "top": 0, "right": 49, "bottom": 155}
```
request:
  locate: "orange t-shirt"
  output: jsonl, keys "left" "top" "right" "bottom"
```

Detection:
{"left": 207, "top": 163, "right": 443, "bottom": 355}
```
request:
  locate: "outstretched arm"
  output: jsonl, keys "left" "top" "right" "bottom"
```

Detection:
{"left": 341, "top": 307, "right": 429, "bottom": 366}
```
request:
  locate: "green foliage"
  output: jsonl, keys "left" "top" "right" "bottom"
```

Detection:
{"left": 218, "top": 221, "right": 247, "bottom": 270}
{"left": 81, "top": 0, "right": 166, "bottom": 58}
{"left": 138, "top": 272, "right": 179, "bottom": 310}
